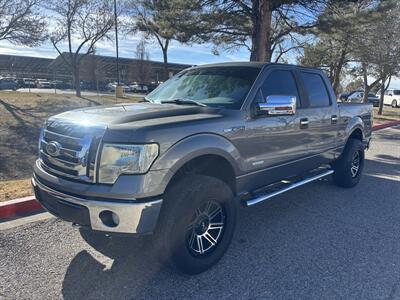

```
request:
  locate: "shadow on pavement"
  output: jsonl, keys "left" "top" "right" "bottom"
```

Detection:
{"left": 61, "top": 157, "right": 400, "bottom": 299}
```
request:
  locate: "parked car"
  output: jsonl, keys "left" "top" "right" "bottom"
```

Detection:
{"left": 36, "top": 79, "right": 51, "bottom": 89}
{"left": 339, "top": 92, "right": 351, "bottom": 101}
{"left": 51, "top": 80, "right": 73, "bottom": 89}
{"left": 347, "top": 91, "right": 380, "bottom": 107}
{"left": 107, "top": 82, "right": 130, "bottom": 93}
{"left": 32, "top": 62, "right": 373, "bottom": 275}
{"left": 0, "top": 77, "right": 18, "bottom": 90}
{"left": 129, "top": 82, "right": 148, "bottom": 93}
{"left": 147, "top": 83, "right": 160, "bottom": 92}
{"left": 382, "top": 88, "right": 400, "bottom": 108}
{"left": 339, "top": 90, "right": 363, "bottom": 102}
{"left": 18, "top": 78, "right": 36, "bottom": 88}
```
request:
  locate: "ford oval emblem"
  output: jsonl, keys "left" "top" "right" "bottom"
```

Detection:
{"left": 46, "top": 141, "right": 62, "bottom": 157}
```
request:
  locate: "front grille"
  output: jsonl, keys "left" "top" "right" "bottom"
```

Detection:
{"left": 39, "top": 120, "right": 106, "bottom": 182}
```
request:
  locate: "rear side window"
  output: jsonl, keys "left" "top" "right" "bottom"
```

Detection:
{"left": 300, "top": 72, "right": 330, "bottom": 107}
{"left": 260, "top": 70, "right": 300, "bottom": 105}
{"left": 393, "top": 90, "right": 400, "bottom": 95}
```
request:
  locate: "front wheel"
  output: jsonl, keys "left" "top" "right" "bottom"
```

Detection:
{"left": 392, "top": 100, "right": 398, "bottom": 108}
{"left": 155, "top": 175, "right": 237, "bottom": 274}
{"left": 332, "top": 139, "right": 365, "bottom": 188}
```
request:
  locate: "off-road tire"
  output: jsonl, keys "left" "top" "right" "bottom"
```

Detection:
{"left": 332, "top": 138, "right": 365, "bottom": 188}
{"left": 155, "top": 174, "right": 237, "bottom": 275}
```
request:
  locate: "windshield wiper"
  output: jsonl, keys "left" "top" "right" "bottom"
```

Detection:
{"left": 142, "top": 97, "right": 152, "bottom": 103}
{"left": 161, "top": 99, "right": 207, "bottom": 107}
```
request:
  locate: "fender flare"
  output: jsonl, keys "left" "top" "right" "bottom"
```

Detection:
{"left": 344, "top": 116, "right": 365, "bottom": 144}
{"left": 151, "top": 133, "right": 243, "bottom": 182}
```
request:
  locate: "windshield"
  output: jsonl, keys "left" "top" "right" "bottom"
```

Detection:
{"left": 146, "top": 66, "right": 261, "bottom": 109}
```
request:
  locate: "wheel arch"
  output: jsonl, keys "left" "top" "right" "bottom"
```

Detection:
{"left": 152, "top": 134, "right": 242, "bottom": 195}
{"left": 344, "top": 117, "right": 365, "bottom": 144}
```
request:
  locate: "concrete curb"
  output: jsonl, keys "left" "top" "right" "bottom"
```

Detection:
{"left": 1, "top": 119, "right": 399, "bottom": 221}
{"left": 372, "top": 120, "right": 400, "bottom": 131}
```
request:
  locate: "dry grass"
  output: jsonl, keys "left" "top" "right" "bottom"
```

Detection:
{"left": 373, "top": 106, "right": 400, "bottom": 123}
{"left": 0, "top": 91, "right": 142, "bottom": 201}
{"left": 0, "top": 178, "right": 32, "bottom": 201}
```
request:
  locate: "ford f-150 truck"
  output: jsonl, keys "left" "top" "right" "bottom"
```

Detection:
{"left": 32, "top": 62, "right": 372, "bottom": 274}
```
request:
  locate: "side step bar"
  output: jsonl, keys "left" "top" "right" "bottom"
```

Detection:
{"left": 244, "top": 169, "right": 334, "bottom": 207}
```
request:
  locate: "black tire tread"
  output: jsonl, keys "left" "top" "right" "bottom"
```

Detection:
{"left": 154, "top": 174, "right": 236, "bottom": 274}
{"left": 332, "top": 138, "right": 364, "bottom": 188}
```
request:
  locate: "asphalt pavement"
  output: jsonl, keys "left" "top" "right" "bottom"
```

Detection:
{"left": 1, "top": 126, "right": 399, "bottom": 299}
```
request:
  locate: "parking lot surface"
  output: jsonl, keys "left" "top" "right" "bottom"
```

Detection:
{"left": 1, "top": 126, "right": 399, "bottom": 299}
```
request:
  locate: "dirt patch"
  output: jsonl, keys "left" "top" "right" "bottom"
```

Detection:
{"left": 0, "top": 91, "right": 141, "bottom": 182}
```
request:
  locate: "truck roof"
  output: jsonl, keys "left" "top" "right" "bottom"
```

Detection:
{"left": 193, "top": 61, "right": 323, "bottom": 72}
{"left": 196, "top": 61, "right": 266, "bottom": 69}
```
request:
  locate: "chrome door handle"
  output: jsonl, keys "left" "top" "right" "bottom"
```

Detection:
{"left": 300, "top": 118, "right": 309, "bottom": 129}
{"left": 331, "top": 115, "right": 338, "bottom": 124}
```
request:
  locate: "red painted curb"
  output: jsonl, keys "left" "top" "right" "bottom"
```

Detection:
{"left": 372, "top": 120, "right": 400, "bottom": 131}
{"left": 0, "top": 197, "right": 44, "bottom": 219}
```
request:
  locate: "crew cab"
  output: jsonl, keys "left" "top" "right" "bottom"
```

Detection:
{"left": 32, "top": 62, "right": 372, "bottom": 274}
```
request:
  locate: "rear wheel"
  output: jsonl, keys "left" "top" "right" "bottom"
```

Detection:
{"left": 392, "top": 100, "right": 398, "bottom": 108}
{"left": 332, "top": 139, "right": 365, "bottom": 188}
{"left": 155, "top": 175, "right": 236, "bottom": 274}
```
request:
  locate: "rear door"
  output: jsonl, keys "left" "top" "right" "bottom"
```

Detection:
{"left": 296, "top": 70, "right": 338, "bottom": 164}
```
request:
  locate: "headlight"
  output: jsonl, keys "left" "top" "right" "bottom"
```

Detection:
{"left": 98, "top": 143, "right": 159, "bottom": 184}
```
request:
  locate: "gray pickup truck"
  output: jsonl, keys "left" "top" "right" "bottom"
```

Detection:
{"left": 32, "top": 62, "right": 372, "bottom": 274}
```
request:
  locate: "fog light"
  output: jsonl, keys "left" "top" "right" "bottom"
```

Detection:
{"left": 99, "top": 210, "right": 119, "bottom": 227}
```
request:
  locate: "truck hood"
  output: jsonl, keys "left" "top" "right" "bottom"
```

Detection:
{"left": 48, "top": 102, "right": 220, "bottom": 126}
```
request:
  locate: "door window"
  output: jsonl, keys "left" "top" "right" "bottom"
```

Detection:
{"left": 300, "top": 72, "right": 331, "bottom": 107}
{"left": 260, "top": 70, "right": 300, "bottom": 106}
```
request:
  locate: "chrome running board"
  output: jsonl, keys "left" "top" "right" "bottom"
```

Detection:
{"left": 244, "top": 169, "right": 334, "bottom": 207}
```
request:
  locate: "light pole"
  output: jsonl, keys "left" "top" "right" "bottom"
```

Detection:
{"left": 114, "top": 0, "right": 120, "bottom": 86}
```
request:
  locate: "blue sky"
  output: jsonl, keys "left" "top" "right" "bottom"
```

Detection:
{"left": 0, "top": 35, "right": 251, "bottom": 65}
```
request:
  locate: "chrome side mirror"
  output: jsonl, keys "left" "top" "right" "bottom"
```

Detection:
{"left": 258, "top": 95, "right": 296, "bottom": 116}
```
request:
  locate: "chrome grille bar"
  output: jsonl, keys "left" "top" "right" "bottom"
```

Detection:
{"left": 39, "top": 122, "right": 105, "bottom": 182}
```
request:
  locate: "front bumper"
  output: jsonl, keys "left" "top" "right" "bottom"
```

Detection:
{"left": 32, "top": 176, "right": 163, "bottom": 234}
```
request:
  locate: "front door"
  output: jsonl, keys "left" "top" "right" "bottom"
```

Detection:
{"left": 234, "top": 67, "right": 311, "bottom": 189}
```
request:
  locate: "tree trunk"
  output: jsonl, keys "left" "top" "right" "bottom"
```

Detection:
{"left": 74, "top": 65, "right": 81, "bottom": 98}
{"left": 162, "top": 39, "right": 169, "bottom": 81}
{"left": 162, "top": 49, "right": 169, "bottom": 81}
{"left": 250, "top": 0, "right": 272, "bottom": 62}
{"left": 378, "top": 78, "right": 385, "bottom": 115}
{"left": 331, "top": 47, "right": 347, "bottom": 96}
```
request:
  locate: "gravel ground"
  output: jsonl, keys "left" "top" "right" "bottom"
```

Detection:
{"left": 0, "top": 126, "right": 399, "bottom": 299}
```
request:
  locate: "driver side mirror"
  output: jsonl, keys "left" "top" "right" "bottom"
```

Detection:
{"left": 258, "top": 95, "right": 296, "bottom": 116}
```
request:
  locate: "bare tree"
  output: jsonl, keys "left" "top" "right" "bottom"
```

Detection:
{"left": 351, "top": 0, "right": 400, "bottom": 111}
{"left": 134, "top": 38, "right": 151, "bottom": 84}
{"left": 126, "top": 0, "right": 171, "bottom": 80}
{"left": 126, "top": 0, "right": 202, "bottom": 80}
{"left": 49, "top": 0, "right": 114, "bottom": 97}
{"left": 0, "top": 0, "right": 47, "bottom": 46}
